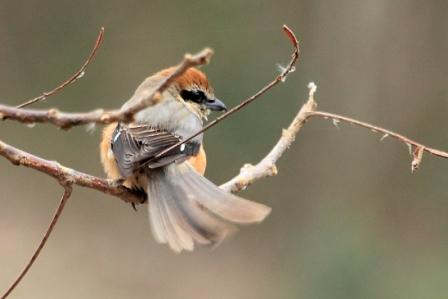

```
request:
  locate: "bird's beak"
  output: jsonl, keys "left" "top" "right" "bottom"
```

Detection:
{"left": 204, "top": 97, "right": 227, "bottom": 112}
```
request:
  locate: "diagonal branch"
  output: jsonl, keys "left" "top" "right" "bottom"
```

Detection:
{"left": 1, "top": 186, "right": 72, "bottom": 299}
{"left": 220, "top": 82, "right": 317, "bottom": 192}
{"left": 153, "top": 25, "right": 300, "bottom": 160}
{"left": 0, "top": 139, "right": 142, "bottom": 203}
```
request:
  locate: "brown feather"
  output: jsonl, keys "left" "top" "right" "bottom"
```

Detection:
{"left": 188, "top": 145, "right": 207, "bottom": 175}
{"left": 158, "top": 67, "right": 213, "bottom": 94}
{"left": 100, "top": 123, "right": 121, "bottom": 180}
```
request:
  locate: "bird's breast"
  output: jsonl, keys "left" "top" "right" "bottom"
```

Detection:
{"left": 134, "top": 98, "right": 203, "bottom": 142}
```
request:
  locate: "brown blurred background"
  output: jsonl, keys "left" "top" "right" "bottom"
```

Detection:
{"left": 1, "top": 1, "right": 448, "bottom": 298}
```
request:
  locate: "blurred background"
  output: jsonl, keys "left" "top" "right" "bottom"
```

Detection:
{"left": 1, "top": 1, "right": 448, "bottom": 298}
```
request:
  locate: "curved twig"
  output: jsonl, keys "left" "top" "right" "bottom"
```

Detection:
{"left": 16, "top": 28, "right": 105, "bottom": 109}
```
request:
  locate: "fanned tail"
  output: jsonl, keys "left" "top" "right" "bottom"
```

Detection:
{"left": 146, "top": 162, "right": 271, "bottom": 252}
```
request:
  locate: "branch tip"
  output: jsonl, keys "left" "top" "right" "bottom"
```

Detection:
{"left": 308, "top": 82, "right": 317, "bottom": 98}
{"left": 16, "top": 27, "right": 105, "bottom": 109}
{"left": 152, "top": 25, "right": 301, "bottom": 160}
{"left": 380, "top": 133, "right": 389, "bottom": 141}
{"left": 282, "top": 25, "right": 299, "bottom": 48}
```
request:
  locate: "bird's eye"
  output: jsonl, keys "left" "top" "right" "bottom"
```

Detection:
{"left": 180, "top": 89, "right": 206, "bottom": 104}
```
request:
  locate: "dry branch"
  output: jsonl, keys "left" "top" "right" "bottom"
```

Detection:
{"left": 154, "top": 25, "right": 300, "bottom": 160}
{"left": 16, "top": 28, "right": 105, "bottom": 109}
{"left": 306, "top": 110, "right": 448, "bottom": 171}
{"left": 0, "top": 26, "right": 301, "bottom": 299}
{"left": 3, "top": 23, "right": 448, "bottom": 299}
{"left": 220, "top": 83, "right": 316, "bottom": 193}
{"left": 0, "top": 48, "right": 214, "bottom": 129}
{"left": 0, "top": 140, "right": 142, "bottom": 203}
{"left": 1, "top": 187, "right": 72, "bottom": 299}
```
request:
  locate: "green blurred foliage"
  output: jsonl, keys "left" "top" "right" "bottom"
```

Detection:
{"left": 1, "top": 1, "right": 448, "bottom": 298}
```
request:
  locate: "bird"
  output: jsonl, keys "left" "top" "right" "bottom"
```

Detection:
{"left": 100, "top": 66, "right": 271, "bottom": 252}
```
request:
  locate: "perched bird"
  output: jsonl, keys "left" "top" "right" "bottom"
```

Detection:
{"left": 100, "top": 67, "right": 271, "bottom": 252}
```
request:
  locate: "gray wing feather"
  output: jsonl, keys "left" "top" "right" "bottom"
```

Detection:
{"left": 146, "top": 162, "right": 271, "bottom": 252}
{"left": 111, "top": 124, "right": 183, "bottom": 177}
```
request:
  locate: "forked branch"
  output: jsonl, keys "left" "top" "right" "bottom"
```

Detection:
{"left": 221, "top": 81, "right": 448, "bottom": 194}
{"left": 0, "top": 25, "right": 300, "bottom": 299}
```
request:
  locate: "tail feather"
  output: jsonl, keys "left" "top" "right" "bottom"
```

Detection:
{"left": 148, "top": 175, "right": 194, "bottom": 251}
{"left": 147, "top": 180, "right": 167, "bottom": 243}
{"left": 160, "top": 197, "right": 194, "bottom": 251}
{"left": 146, "top": 162, "right": 271, "bottom": 252}
{"left": 176, "top": 164, "right": 271, "bottom": 223}
{"left": 163, "top": 188, "right": 236, "bottom": 247}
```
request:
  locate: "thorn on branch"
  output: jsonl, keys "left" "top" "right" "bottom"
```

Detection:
{"left": 380, "top": 133, "right": 389, "bottom": 141}
{"left": 406, "top": 143, "right": 413, "bottom": 156}
{"left": 411, "top": 146, "right": 424, "bottom": 173}
{"left": 76, "top": 71, "right": 86, "bottom": 79}
{"left": 332, "top": 118, "right": 340, "bottom": 129}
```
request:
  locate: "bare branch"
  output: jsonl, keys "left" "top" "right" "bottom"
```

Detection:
{"left": 0, "top": 139, "right": 142, "bottom": 203}
{"left": 0, "top": 48, "right": 214, "bottom": 129}
{"left": 3, "top": 24, "right": 448, "bottom": 298}
{"left": 1, "top": 186, "right": 72, "bottom": 299}
{"left": 307, "top": 111, "right": 448, "bottom": 171}
{"left": 220, "top": 76, "right": 448, "bottom": 192}
{"left": 153, "top": 25, "right": 300, "bottom": 161}
{"left": 16, "top": 27, "right": 105, "bottom": 109}
{"left": 220, "top": 82, "right": 317, "bottom": 192}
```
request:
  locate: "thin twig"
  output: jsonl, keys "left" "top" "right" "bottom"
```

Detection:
{"left": 16, "top": 28, "right": 105, "bottom": 109}
{"left": 153, "top": 25, "right": 300, "bottom": 160}
{"left": 307, "top": 111, "right": 448, "bottom": 171}
{"left": 1, "top": 186, "right": 72, "bottom": 299}
{"left": 0, "top": 48, "right": 214, "bottom": 128}
{"left": 3, "top": 24, "right": 448, "bottom": 298}
{"left": 307, "top": 111, "right": 448, "bottom": 159}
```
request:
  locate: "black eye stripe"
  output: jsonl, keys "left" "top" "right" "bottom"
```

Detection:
{"left": 180, "top": 89, "right": 207, "bottom": 104}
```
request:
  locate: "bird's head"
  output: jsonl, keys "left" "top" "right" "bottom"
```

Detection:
{"left": 160, "top": 67, "right": 227, "bottom": 119}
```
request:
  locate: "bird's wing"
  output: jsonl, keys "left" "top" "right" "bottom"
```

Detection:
{"left": 111, "top": 123, "right": 196, "bottom": 178}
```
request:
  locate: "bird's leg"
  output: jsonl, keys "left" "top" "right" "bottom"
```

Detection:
{"left": 111, "top": 178, "right": 147, "bottom": 211}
